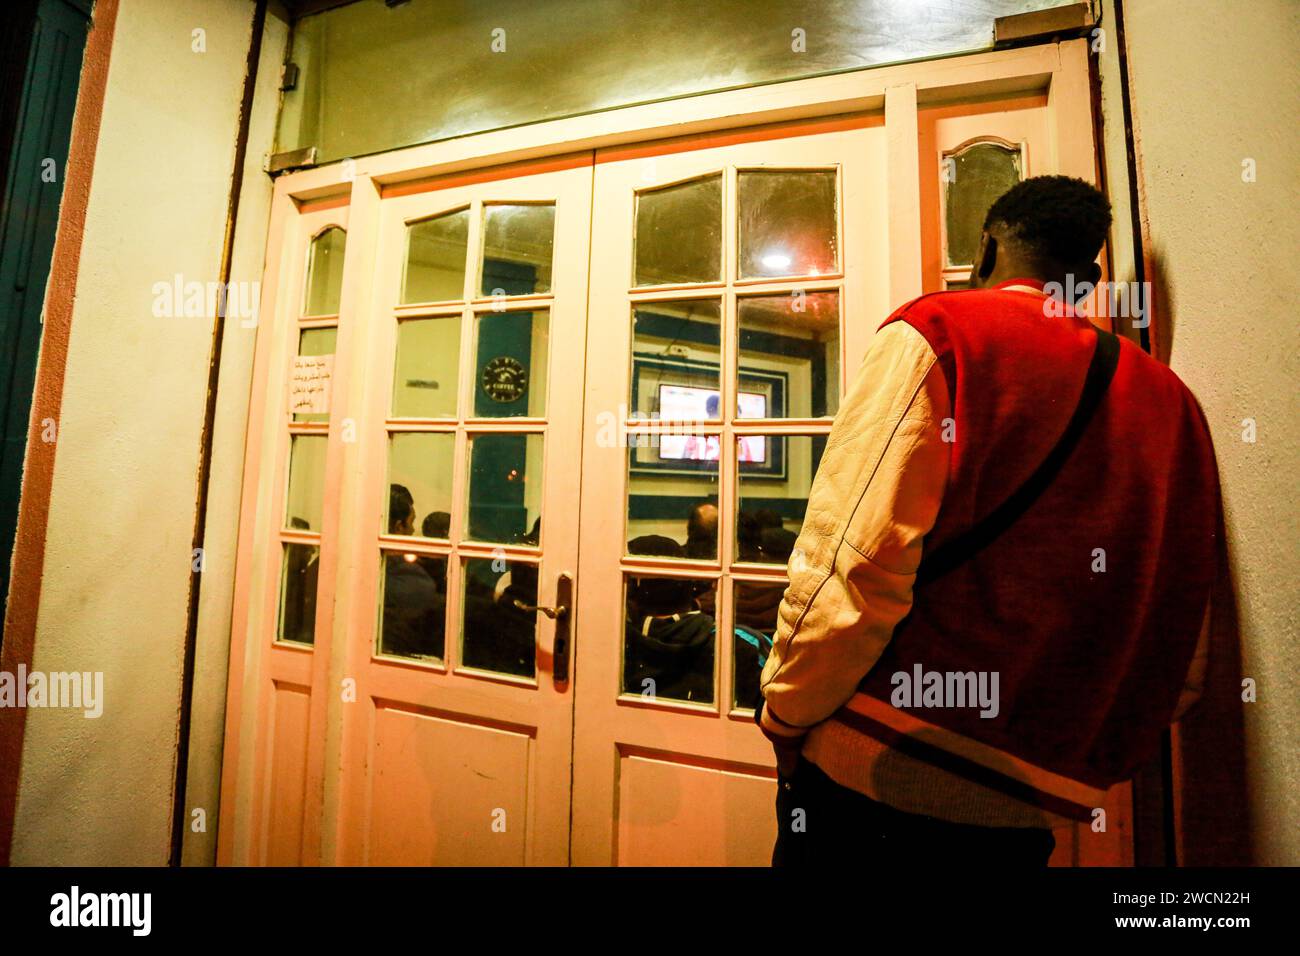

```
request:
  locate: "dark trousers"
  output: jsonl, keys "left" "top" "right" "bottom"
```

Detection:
{"left": 772, "top": 756, "right": 1055, "bottom": 867}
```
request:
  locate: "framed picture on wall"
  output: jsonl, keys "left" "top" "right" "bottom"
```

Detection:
{"left": 629, "top": 355, "right": 787, "bottom": 480}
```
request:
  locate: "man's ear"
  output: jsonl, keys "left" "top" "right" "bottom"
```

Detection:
{"left": 974, "top": 230, "right": 998, "bottom": 282}
{"left": 1084, "top": 260, "right": 1102, "bottom": 287}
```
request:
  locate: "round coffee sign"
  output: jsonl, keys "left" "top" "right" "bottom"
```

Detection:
{"left": 482, "top": 356, "right": 527, "bottom": 403}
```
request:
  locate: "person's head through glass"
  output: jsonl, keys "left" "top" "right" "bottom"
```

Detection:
{"left": 758, "top": 525, "right": 797, "bottom": 565}
{"left": 626, "top": 535, "right": 699, "bottom": 620}
{"left": 389, "top": 483, "right": 416, "bottom": 535}
{"left": 415, "top": 511, "right": 452, "bottom": 589}
{"left": 704, "top": 392, "right": 720, "bottom": 421}
{"left": 421, "top": 510, "right": 450, "bottom": 539}
{"left": 685, "top": 501, "right": 718, "bottom": 559}
{"left": 737, "top": 508, "right": 782, "bottom": 562}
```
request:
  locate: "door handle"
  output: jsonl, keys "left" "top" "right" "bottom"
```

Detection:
{"left": 514, "top": 572, "right": 572, "bottom": 684}
{"left": 512, "top": 600, "right": 568, "bottom": 621}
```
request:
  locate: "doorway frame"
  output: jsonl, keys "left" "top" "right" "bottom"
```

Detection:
{"left": 217, "top": 39, "right": 1111, "bottom": 865}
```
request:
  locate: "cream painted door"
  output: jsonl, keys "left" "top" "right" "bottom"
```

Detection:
{"left": 222, "top": 43, "right": 1123, "bottom": 869}
{"left": 332, "top": 158, "right": 594, "bottom": 865}
{"left": 217, "top": 200, "right": 353, "bottom": 867}
{"left": 571, "top": 118, "right": 891, "bottom": 865}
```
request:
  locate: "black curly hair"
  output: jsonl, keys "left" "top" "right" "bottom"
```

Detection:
{"left": 388, "top": 483, "right": 414, "bottom": 533}
{"left": 983, "top": 175, "right": 1112, "bottom": 269}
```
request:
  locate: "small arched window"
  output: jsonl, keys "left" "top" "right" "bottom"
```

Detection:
{"left": 941, "top": 138, "right": 1025, "bottom": 272}
{"left": 303, "top": 225, "right": 347, "bottom": 316}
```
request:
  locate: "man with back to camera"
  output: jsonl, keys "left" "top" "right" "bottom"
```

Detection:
{"left": 756, "top": 176, "right": 1219, "bottom": 866}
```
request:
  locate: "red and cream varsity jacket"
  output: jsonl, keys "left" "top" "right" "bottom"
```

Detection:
{"left": 758, "top": 278, "right": 1220, "bottom": 828}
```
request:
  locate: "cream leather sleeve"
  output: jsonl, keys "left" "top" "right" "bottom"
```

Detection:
{"left": 759, "top": 321, "right": 951, "bottom": 732}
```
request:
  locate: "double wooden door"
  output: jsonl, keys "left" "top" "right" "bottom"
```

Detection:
{"left": 219, "top": 49, "right": 1131, "bottom": 866}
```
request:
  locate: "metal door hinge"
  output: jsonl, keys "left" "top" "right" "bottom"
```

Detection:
{"left": 265, "top": 146, "right": 318, "bottom": 175}
{"left": 994, "top": 2, "right": 1095, "bottom": 47}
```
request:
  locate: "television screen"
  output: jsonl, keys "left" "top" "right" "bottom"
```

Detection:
{"left": 655, "top": 384, "right": 767, "bottom": 463}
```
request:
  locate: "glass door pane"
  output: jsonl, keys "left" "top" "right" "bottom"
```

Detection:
{"left": 330, "top": 157, "right": 594, "bottom": 866}
{"left": 576, "top": 118, "right": 885, "bottom": 866}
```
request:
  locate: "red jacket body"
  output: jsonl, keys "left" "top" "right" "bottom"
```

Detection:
{"left": 851, "top": 284, "right": 1220, "bottom": 804}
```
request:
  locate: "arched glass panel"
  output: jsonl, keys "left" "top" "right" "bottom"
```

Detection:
{"left": 304, "top": 226, "right": 347, "bottom": 316}
{"left": 943, "top": 141, "right": 1022, "bottom": 269}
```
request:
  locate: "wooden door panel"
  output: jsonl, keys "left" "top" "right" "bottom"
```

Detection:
{"left": 364, "top": 703, "right": 532, "bottom": 865}
{"left": 616, "top": 752, "right": 775, "bottom": 866}
{"left": 262, "top": 680, "right": 311, "bottom": 866}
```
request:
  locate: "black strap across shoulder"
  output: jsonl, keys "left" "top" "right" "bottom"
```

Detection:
{"left": 915, "top": 326, "right": 1121, "bottom": 587}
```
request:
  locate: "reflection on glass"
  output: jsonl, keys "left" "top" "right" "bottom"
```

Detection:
{"left": 403, "top": 208, "right": 469, "bottom": 303}
{"left": 626, "top": 445, "right": 718, "bottom": 559}
{"left": 386, "top": 434, "right": 455, "bottom": 538}
{"left": 392, "top": 316, "right": 460, "bottom": 418}
{"left": 474, "top": 309, "right": 548, "bottom": 417}
{"left": 630, "top": 299, "right": 721, "bottom": 419}
{"left": 378, "top": 549, "right": 446, "bottom": 661}
{"left": 944, "top": 142, "right": 1022, "bottom": 268}
{"left": 467, "top": 433, "right": 543, "bottom": 544}
{"left": 277, "top": 542, "right": 320, "bottom": 645}
{"left": 294, "top": 327, "right": 338, "bottom": 423}
{"left": 286, "top": 435, "right": 327, "bottom": 531}
{"left": 736, "top": 435, "right": 823, "bottom": 564}
{"left": 732, "top": 581, "right": 778, "bottom": 710}
{"left": 623, "top": 568, "right": 715, "bottom": 704}
{"left": 734, "top": 580, "right": 784, "bottom": 638}
{"left": 481, "top": 203, "right": 555, "bottom": 296}
{"left": 304, "top": 227, "right": 346, "bottom": 316}
{"left": 634, "top": 174, "right": 722, "bottom": 286}
{"left": 738, "top": 291, "right": 839, "bottom": 418}
{"left": 461, "top": 557, "right": 537, "bottom": 678}
{"left": 737, "top": 169, "right": 837, "bottom": 279}
{"left": 281, "top": 1, "right": 1069, "bottom": 166}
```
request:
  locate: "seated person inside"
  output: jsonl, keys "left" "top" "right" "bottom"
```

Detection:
{"left": 624, "top": 534, "right": 771, "bottom": 708}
